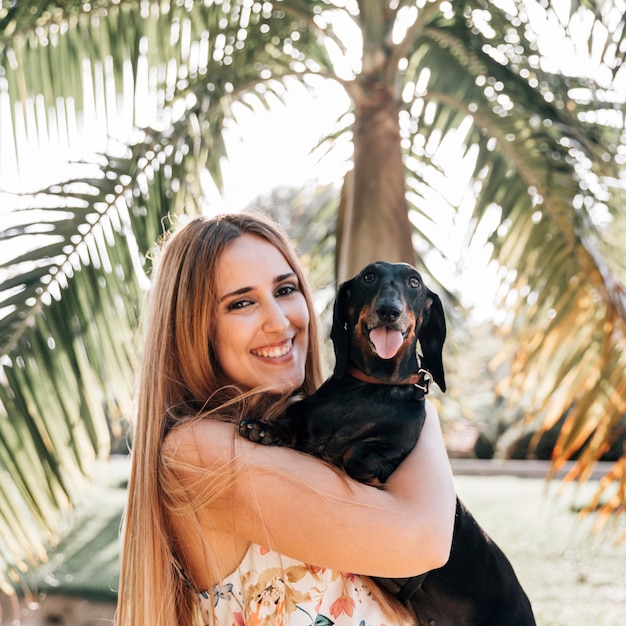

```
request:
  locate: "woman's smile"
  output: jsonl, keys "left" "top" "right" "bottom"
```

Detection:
{"left": 251, "top": 338, "right": 294, "bottom": 360}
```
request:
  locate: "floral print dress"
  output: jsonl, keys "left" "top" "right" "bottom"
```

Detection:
{"left": 197, "top": 543, "right": 413, "bottom": 626}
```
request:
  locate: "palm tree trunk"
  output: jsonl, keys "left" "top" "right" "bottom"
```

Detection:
{"left": 336, "top": 82, "right": 415, "bottom": 282}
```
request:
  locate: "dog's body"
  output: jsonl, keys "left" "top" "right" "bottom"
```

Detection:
{"left": 240, "top": 261, "right": 535, "bottom": 625}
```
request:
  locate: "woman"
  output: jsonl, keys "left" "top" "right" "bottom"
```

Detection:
{"left": 115, "top": 211, "right": 456, "bottom": 626}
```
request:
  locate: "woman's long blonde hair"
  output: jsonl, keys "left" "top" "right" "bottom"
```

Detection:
{"left": 115, "top": 212, "right": 324, "bottom": 626}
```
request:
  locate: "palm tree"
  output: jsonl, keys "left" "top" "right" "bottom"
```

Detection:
{"left": 1, "top": 0, "right": 625, "bottom": 590}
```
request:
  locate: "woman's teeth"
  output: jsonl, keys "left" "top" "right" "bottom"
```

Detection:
{"left": 253, "top": 340, "right": 292, "bottom": 359}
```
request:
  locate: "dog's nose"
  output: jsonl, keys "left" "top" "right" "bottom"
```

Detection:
{"left": 376, "top": 304, "right": 401, "bottom": 323}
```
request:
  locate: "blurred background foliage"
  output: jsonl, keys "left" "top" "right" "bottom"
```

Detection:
{"left": 0, "top": 0, "right": 625, "bottom": 595}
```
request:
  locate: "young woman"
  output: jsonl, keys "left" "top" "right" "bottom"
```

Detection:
{"left": 115, "top": 212, "right": 456, "bottom": 626}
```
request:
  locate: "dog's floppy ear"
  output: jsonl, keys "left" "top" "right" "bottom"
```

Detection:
{"left": 330, "top": 279, "right": 352, "bottom": 379}
{"left": 418, "top": 289, "right": 447, "bottom": 392}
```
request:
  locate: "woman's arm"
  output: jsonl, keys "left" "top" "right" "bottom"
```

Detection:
{"left": 164, "top": 399, "right": 455, "bottom": 579}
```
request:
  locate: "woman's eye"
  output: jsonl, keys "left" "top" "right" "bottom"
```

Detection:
{"left": 276, "top": 284, "right": 297, "bottom": 297}
{"left": 226, "top": 299, "right": 252, "bottom": 311}
{"left": 408, "top": 276, "right": 421, "bottom": 288}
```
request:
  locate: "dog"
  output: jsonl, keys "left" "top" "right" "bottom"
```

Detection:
{"left": 239, "top": 261, "right": 536, "bottom": 625}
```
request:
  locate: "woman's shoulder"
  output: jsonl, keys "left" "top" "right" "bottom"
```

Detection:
{"left": 162, "top": 418, "right": 236, "bottom": 467}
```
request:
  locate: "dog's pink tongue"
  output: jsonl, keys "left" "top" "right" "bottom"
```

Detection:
{"left": 370, "top": 327, "right": 404, "bottom": 360}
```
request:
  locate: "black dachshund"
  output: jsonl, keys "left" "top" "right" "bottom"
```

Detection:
{"left": 240, "top": 261, "right": 535, "bottom": 626}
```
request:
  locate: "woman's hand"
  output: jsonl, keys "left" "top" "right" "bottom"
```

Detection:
{"left": 164, "top": 399, "right": 455, "bottom": 585}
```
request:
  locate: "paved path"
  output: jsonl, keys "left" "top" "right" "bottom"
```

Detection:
{"left": 451, "top": 458, "right": 616, "bottom": 481}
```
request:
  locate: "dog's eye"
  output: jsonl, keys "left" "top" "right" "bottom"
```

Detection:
{"left": 408, "top": 276, "right": 421, "bottom": 288}
{"left": 363, "top": 271, "right": 376, "bottom": 284}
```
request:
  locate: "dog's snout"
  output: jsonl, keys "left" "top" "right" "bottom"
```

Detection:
{"left": 376, "top": 303, "right": 401, "bottom": 323}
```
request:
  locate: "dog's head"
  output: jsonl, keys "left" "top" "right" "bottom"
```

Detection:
{"left": 330, "top": 261, "right": 446, "bottom": 391}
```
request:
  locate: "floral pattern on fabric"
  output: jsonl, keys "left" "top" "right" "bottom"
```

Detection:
{"left": 197, "top": 544, "right": 411, "bottom": 626}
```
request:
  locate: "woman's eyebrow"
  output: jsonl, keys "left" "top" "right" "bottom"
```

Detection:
{"left": 275, "top": 272, "right": 297, "bottom": 283}
{"left": 219, "top": 286, "right": 252, "bottom": 303}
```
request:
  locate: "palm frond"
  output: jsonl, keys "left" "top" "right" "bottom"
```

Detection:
{"left": 1, "top": 0, "right": 625, "bottom": 593}
{"left": 397, "top": 0, "right": 626, "bottom": 514}
{"left": 0, "top": 0, "right": 345, "bottom": 590}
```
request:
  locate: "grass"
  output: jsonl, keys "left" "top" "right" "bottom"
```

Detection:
{"left": 11, "top": 457, "right": 626, "bottom": 626}
{"left": 455, "top": 474, "right": 626, "bottom": 626}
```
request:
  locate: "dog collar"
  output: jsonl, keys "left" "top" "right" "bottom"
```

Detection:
{"left": 346, "top": 366, "right": 432, "bottom": 394}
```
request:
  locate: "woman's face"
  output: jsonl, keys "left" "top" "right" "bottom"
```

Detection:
{"left": 213, "top": 233, "right": 310, "bottom": 393}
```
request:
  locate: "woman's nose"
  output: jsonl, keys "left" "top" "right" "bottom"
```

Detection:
{"left": 262, "top": 299, "right": 289, "bottom": 333}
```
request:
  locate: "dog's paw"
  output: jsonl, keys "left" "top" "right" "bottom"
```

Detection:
{"left": 238, "top": 419, "right": 282, "bottom": 445}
